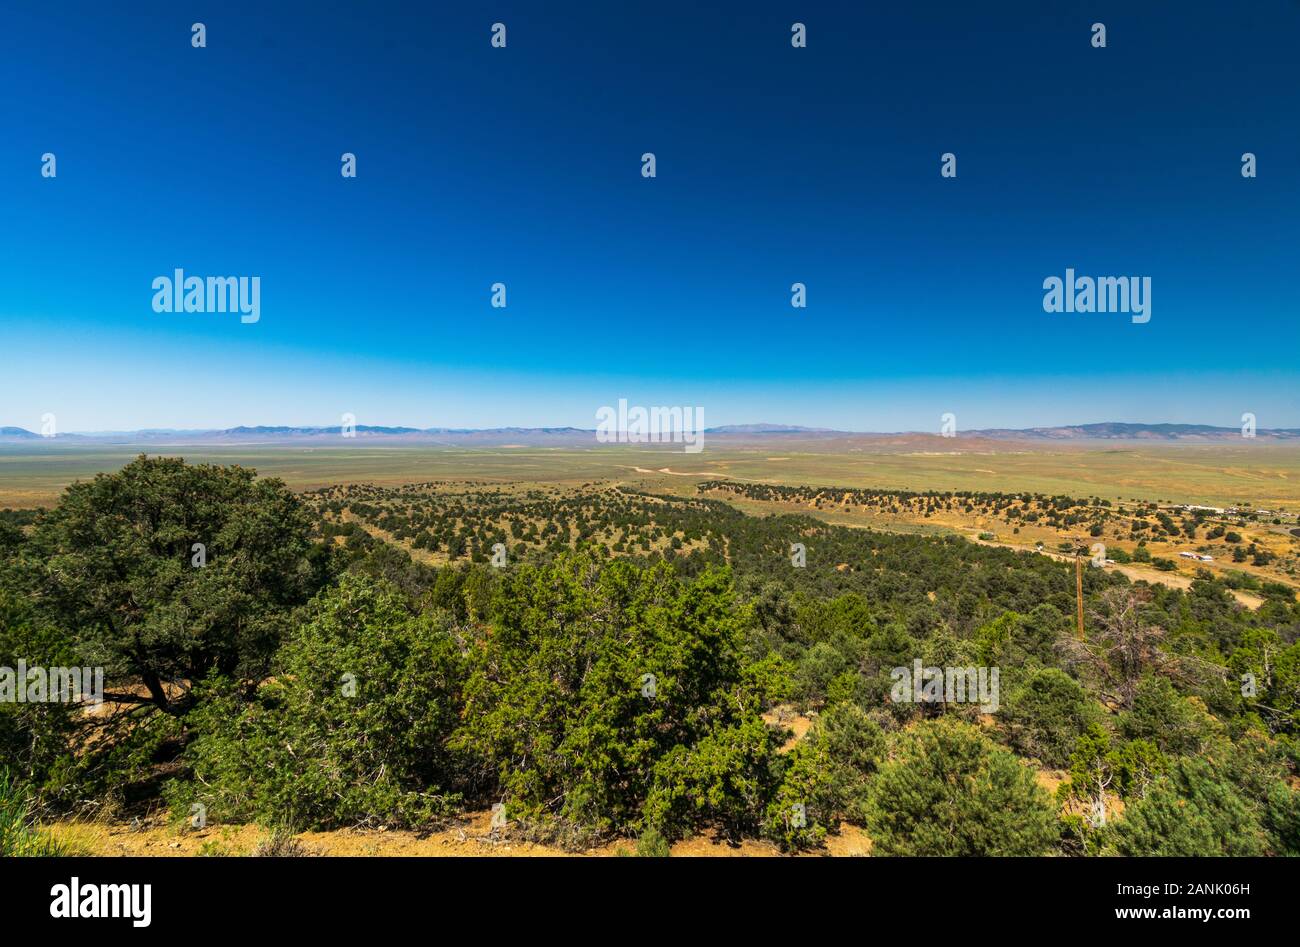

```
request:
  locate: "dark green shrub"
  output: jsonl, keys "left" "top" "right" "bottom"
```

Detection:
{"left": 866, "top": 718, "right": 1057, "bottom": 856}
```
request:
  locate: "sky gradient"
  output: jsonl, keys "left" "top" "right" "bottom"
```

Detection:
{"left": 2, "top": 1, "right": 1298, "bottom": 432}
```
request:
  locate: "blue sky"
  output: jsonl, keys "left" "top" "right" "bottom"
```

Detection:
{"left": 1, "top": 1, "right": 1297, "bottom": 432}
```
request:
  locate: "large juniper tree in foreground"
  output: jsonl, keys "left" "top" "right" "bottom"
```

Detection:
{"left": 24, "top": 455, "right": 325, "bottom": 715}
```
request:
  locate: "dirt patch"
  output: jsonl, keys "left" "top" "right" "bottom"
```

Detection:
{"left": 46, "top": 806, "right": 872, "bottom": 858}
{"left": 48, "top": 811, "right": 628, "bottom": 858}
{"left": 824, "top": 824, "right": 872, "bottom": 857}
{"left": 763, "top": 704, "right": 814, "bottom": 751}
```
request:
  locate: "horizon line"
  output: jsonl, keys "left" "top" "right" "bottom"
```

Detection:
{"left": 3, "top": 419, "right": 1296, "bottom": 438}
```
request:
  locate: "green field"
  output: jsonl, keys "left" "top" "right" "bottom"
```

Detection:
{"left": 3, "top": 441, "right": 1299, "bottom": 511}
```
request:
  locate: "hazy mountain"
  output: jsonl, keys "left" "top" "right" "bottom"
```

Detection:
{"left": 968, "top": 423, "right": 1300, "bottom": 441}
{"left": 705, "top": 424, "right": 843, "bottom": 434}
{"left": 219, "top": 425, "right": 424, "bottom": 437}
{"left": 1, "top": 421, "right": 1297, "bottom": 446}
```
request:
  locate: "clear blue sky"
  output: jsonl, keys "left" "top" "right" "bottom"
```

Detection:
{"left": 1, "top": 1, "right": 1297, "bottom": 432}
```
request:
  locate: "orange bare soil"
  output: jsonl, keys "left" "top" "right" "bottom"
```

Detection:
{"left": 46, "top": 810, "right": 872, "bottom": 858}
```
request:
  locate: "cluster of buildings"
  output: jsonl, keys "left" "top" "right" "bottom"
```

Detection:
{"left": 1173, "top": 503, "right": 1293, "bottom": 520}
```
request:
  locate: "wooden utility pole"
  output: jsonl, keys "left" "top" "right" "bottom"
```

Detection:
{"left": 1073, "top": 541, "right": 1086, "bottom": 639}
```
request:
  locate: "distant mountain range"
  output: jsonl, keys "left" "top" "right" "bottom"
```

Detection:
{"left": 963, "top": 422, "right": 1300, "bottom": 441}
{"left": 2, "top": 421, "right": 1297, "bottom": 446}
